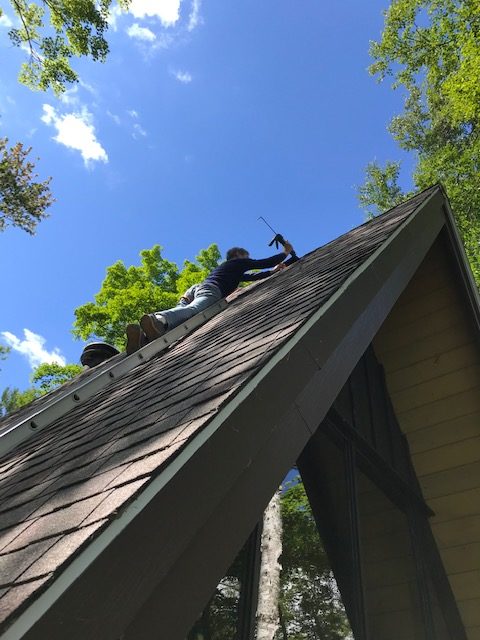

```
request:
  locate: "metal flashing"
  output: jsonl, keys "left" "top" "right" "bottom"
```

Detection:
{"left": 0, "top": 299, "right": 228, "bottom": 458}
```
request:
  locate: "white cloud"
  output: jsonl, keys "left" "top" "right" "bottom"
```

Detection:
{"left": 188, "top": 0, "right": 202, "bottom": 31}
{"left": 1, "top": 329, "right": 66, "bottom": 369}
{"left": 127, "top": 22, "right": 156, "bottom": 41}
{"left": 133, "top": 123, "right": 147, "bottom": 138}
{"left": 41, "top": 104, "right": 108, "bottom": 165}
{"left": 0, "top": 13, "right": 13, "bottom": 28}
{"left": 59, "top": 85, "right": 79, "bottom": 106}
{"left": 172, "top": 69, "right": 192, "bottom": 84}
{"left": 108, "top": 4, "right": 124, "bottom": 30}
{"left": 107, "top": 110, "right": 121, "bottom": 125}
{"left": 127, "top": 109, "right": 139, "bottom": 118}
{"left": 79, "top": 79, "right": 97, "bottom": 97}
{"left": 128, "top": 0, "right": 181, "bottom": 26}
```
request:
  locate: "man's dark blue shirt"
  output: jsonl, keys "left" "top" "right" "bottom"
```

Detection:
{"left": 204, "top": 253, "right": 286, "bottom": 297}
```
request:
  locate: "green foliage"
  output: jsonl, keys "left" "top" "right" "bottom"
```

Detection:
{"left": 5, "top": 0, "right": 130, "bottom": 94}
{"left": 73, "top": 243, "right": 221, "bottom": 349}
{"left": 187, "top": 477, "right": 351, "bottom": 639}
{"left": 31, "top": 361, "right": 82, "bottom": 392}
{"left": 277, "top": 477, "right": 351, "bottom": 640}
{"left": 175, "top": 244, "right": 222, "bottom": 295}
{"left": 0, "top": 386, "right": 39, "bottom": 416}
{"left": 361, "top": 0, "right": 480, "bottom": 284}
{"left": 0, "top": 344, "right": 11, "bottom": 369}
{"left": 358, "top": 161, "right": 411, "bottom": 218}
{"left": 0, "top": 137, "right": 53, "bottom": 234}
{"left": 0, "top": 361, "right": 81, "bottom": 416}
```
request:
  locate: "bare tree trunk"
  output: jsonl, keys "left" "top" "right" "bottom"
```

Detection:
{"left": 255, "top": 490, "right": 283, "bottom": 640}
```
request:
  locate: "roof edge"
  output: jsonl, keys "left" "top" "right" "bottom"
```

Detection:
{"left": 438, "top": 184, "right": 480, "bottom": 333}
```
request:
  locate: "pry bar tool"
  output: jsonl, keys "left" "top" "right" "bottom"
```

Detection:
{"left": 258, "top": 216, "right": 300, "bottom": 265}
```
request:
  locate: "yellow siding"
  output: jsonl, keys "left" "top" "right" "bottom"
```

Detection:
{"left": 374, "top": 236, "right": 480, "bottom": 640}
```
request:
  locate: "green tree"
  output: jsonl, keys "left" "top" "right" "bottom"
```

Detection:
{"left": 0, "top": 244, "right": 220, "bottom": 416}
{"left": 360, "top": 0, "right": 480, "bottom": 283}
{"left": 31, "top": 361, "right": 82, "bottom": 392}
{"left": 0, "top": 361, "right": 82, "bottom": 416}
{"left": 278, "top": 477, "right": 351, "bottom": 640}
{"left": 2, "top": 0, "right": 129, "bottom": 94}
{"left": 0, "top": 344, "right": 11, "bottom": 366}
{"left": 73, "top": 243, "right": 221, "bottom": 349}
{"left": 358, "top": 161, "right": 411, "bottom": 219}
{"left": 187, "top": 477, "right": 351, "bottom": 640}
{"left": 0, "top": 137, "right": 53, "bottom": 234}
{"left": 0, "top": 386, "right": 39, "bottom": 416}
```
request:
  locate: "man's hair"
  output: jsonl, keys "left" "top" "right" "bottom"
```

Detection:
{"left": 226, "top": 247, "right": 249, "bottom": 260}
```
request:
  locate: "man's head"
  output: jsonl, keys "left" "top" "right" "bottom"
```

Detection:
{"left": 226, "top": 247, "right": 250, "bottom": 260}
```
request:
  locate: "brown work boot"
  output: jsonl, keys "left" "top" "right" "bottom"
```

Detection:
{"left": 126, "top": 323, "right": 147, "bottom": 355}
{"left": 140, "top": 314, "right": 167, "bottom": 342}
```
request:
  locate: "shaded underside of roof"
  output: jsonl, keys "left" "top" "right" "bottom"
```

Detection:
{"left": 0, "top": 186, "right": 439, "bottom": 633}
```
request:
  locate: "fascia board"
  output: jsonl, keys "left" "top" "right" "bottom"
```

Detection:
{"left": 439, "top": 185, "right": 480, "bottom": 334}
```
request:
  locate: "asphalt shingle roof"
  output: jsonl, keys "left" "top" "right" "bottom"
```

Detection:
{"left": 0, "top": 186, "right": 438, "bottom": 632}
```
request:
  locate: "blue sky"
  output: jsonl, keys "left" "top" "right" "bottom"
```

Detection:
{"left": 0, "top": 0, "right": 415, "bottom": 392}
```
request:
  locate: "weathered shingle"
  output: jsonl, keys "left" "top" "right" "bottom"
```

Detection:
{"left": 0, "top": 186, "right": 438, "bottom": 632}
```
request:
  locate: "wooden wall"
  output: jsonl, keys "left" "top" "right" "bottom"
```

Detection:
{"left": 374, "top": 233, "right": 480, "bottom": 640}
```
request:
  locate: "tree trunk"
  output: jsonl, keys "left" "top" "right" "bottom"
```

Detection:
{"left": 255, "top": 490, "right": 283, "bottom": 640}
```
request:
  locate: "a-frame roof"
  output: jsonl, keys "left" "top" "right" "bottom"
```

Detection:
{"left": 0, "top": 185, "right": 475, "bottom": 639}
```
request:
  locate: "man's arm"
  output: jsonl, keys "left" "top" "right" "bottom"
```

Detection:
{"left": 245, "top": 241, "right": 292, "bottom": 270}
{"left": 242, "top": 260, "right": 288, "bottom": 283}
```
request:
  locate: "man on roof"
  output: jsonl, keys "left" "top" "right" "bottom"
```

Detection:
{"left": 125, "top": 241, "right": 294, "bottom": 354}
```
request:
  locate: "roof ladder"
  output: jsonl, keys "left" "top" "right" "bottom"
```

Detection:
{"left": 0, "top": 299, "right": 228, "bottom": 458}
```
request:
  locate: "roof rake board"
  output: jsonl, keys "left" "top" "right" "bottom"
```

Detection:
{"left": 0, "top": 186, "right": 452, "bottom": 640}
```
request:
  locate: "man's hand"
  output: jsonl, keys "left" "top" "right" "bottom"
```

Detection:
{"left": 273, "top": 263, "right": 287, "bottom": 273}
{"left": 282, "top": 240, "right": 293, "bottom": 255}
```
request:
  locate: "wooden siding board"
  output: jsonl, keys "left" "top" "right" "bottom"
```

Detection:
{"left": 421, "top": 462, "right": 480, "bottom": 501}
{"left": 386, "top": 343, "right": 478, "bottom": 393}
{"left": 373, "top": 229, "right": 480, "bottom": 640}
{"left": 397, "top": 385, "right": 480, "bottom": 433}
{"left": 412, "top": 437, "right": 480, "bottom": 477}
{"left": 379, "top": 326, "right": 472, "bottom": 374}
{"left": 428, "top": 488, "right": 480, "bottom": 523}
{"left": 389, "top": 364, "right": 480, "bottom": 414}
{"left": 432, "top": 515, "right": 480, "bottom": 549}
{"left": 374, "top": 303, "right": 467, "bottom": 354}
{"left": 458, "top": 599, "right": 480, "bottom": 628}
{"left": 407, "top": 412, "right": 480, "bottom": 454}
{"left": 466, "top": 627, "right": 480, "bottom": 640}
{"left": 441, "top": 543, "right": 480, "bottom": 576}
{"left": 448, "top": 570, "right": 480, "bottom": 601}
